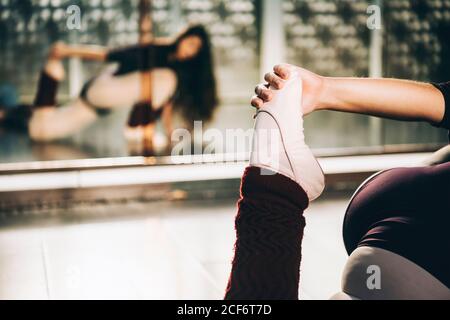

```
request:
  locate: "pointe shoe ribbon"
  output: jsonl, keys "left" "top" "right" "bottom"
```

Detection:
{"left": 255, "top": 67, "right": 325, "bottom": 201}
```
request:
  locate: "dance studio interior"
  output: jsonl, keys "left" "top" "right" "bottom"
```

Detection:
{"left": 0, "top": 0, "right": 449, "bottom": 302}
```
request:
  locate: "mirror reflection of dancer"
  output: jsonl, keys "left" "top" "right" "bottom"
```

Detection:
{"left": 1, "top": 25, "right": 217, "bottom": 143}
{"left": 225, "top": 64, "right": 450, "bottom": 300}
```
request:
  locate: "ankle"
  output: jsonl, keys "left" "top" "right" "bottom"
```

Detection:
{"left": 44, "top": 59, "right": 65, "bottom": 82}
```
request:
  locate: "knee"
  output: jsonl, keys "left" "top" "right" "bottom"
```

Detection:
{"left": 28, "top": 111, "right": 60, "bottom": 142}
{"left": 340, "top": 247, "right": 382, "bottom": 300}
{"left": 29, "top": 121, "right": 55, "bottom": 142}
{"left": 329, "top": 292, "right": 360, "bottom": 300}
{"left": 339, "top": 246, "right": 450, "bottom": 300}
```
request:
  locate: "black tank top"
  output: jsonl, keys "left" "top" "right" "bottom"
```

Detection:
{"left": 106, "top": 43, "right": 176, "bottom": 76}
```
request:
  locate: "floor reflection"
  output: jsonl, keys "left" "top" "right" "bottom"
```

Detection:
{"left": 0, "top": 195, "right": 348, "bottom": 300}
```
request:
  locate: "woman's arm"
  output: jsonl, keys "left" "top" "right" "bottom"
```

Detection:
{"left": 63, "top": 45, "right": 108, "bottom": 61}
{"left": 49, "top": 42, "right": 108, "bottom": 61}
{"left": 252, "top": 64, "right": 447, "bottom": 126}
{"left": 320, "top": 77, "right": 445, "bottom": 124}
{"left": 48, "top": 33, "right": 178, "bottom": 62}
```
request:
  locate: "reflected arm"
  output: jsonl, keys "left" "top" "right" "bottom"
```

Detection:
{"left": 63, "top": 45, "right": 108, "bottom": 61}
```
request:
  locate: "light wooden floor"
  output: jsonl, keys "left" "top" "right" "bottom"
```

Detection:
{"left": 0, "top": 196, "right": 349, "bottom": 300}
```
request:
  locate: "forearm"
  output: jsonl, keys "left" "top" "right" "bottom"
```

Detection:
{"left": 65, "top": 45, "right": 108, "bottom": 61}
{"left": 319, "top": 77, "right": 445, "bottom": 124}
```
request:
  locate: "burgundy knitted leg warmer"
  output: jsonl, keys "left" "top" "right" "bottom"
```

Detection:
{"left": 225, "top": 166, "right": 309, "bottom": 300}
{"left": 127, "top": 102, "right": 162, "bottom": 127}
{"left": 34, "top": 71, "right": 59, "bottom": 108}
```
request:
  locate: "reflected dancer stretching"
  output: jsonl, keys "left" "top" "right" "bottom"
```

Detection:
{"left": 1, "top": 26, "right": 218, "bottom": 145}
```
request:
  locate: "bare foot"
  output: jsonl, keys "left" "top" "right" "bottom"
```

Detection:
{"left": 48, "top": 42, "right": 71, "bottom": 60}
{"left": 250, "top": 68, "right": 325, "bottom": 201}
{"left": 44, "top": 50, "right": 66, "bottom": 82}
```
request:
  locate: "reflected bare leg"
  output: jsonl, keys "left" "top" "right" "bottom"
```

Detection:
{"left": 29, "top": 57, "right": 97, "bottom": 142}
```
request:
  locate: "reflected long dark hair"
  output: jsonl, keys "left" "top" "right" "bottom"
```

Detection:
{"left": 171, "top": 25, "right": 219, "bottom": 125}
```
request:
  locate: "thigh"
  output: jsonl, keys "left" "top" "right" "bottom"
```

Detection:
{"left": 343, "top": 163, "right": 450, "bottom": 253}
{"left": 86, "top": 67, "right": 141, "bottom": 109}
{"left": 343, "top": 163, "right": 450, "bottom": 288}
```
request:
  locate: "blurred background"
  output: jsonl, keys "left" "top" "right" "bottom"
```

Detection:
{"left": 0, "top": 0, "right": 448, "bottom": 162}
{"left": 0, "top": 0, "right": 449, "bottom": 300}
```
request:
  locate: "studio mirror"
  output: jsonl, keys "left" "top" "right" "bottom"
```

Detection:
{"left": 0, "top": 0, "right": 448, "bottom": 172}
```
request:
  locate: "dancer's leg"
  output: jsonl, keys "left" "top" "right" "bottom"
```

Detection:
{"left": 29, "top": 59, "right": 97, "bottom": 142}
{"left": 225, "top": 69, "right": 325, "bottom": 300}
{"left": 250, "top": 68, "right": 325, "bottom": 201}
{"left": 341, "top": 162, "right": 450, "bottom": 299}
{"left": 85, "top": 68, "right": 176, "bottom": 110}
{"left": 33, "top": 58, "right": 65, "bottom": 109}
{"left": 123, "top": 69, "right": 177, "bottom": 153}
{"left": 29, "top": 99, "right": 97, "bottom": 142}
{"left": 0, "top": 84, "right": 31, "bottom": 130}
{"left": 224, "top": 167, "right": 309, "bottom": 300}
{"left": 338, "top": 247, "right": 450, "bottom": 300}
{"left": 84, "top": 67, "right": 141, "bottom": 110}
